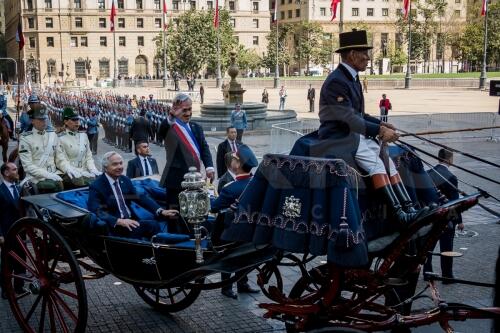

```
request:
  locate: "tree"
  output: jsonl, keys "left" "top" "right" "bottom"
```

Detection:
{"left": 236, "top": 45, "right": 262, "bottom": 74}
{"left": 387, "top": 45, "right": 408, "bottom": 73}
{"left": 292, "top": 22, "right": 323, "bottom": 74}
{"left": 263, "top": 23, "right": 293, "bottom": 73}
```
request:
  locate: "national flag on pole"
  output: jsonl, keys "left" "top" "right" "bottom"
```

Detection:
{"left": 403, "top": 0, "right": 410, "bottom": 19}
{"left": 213, "top": 0, "right": 220, "bottom": 28}
{"left": 481, "top": 0, "right": 487, "bottom": 16}
{"left": 330, "top": 0, "right": 341, "bottom": 21}
{"left": 110, "top": 0, "right": 117, "bottom": 32}
{"left": 16, "top": 19, "right": 25, "bottom": 50}
{"left": 272, "top": 1, "right": 277, "bottom": 22}
{"left": 163, "top": 0, "right": 168, "bottom": 30}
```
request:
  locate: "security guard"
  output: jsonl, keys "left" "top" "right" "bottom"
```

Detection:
{"left": 19, "top": 102, "right": 63, "bottom": 194}
{"left": 56, "top": 107, "right": 101, "bottom": 189}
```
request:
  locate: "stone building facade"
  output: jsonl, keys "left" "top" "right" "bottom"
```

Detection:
{"left": 5, "top": 0, "right": 270, "bottom": 85}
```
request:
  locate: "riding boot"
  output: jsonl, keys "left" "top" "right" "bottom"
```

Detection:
{"left": 372, "top": 174, "right": 418, "bottom": 225}
{"left": 390, "top": 175, "right": 429, "bottom": 219}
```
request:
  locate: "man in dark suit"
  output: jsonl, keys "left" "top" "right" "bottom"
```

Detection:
{"left": 158, "top": 93, "right": 214, "bottom": 211}
{"left": 217, "top": 152, "right": 235, "bottom": 194}
{"left": 211, "top": 145, "right": 260, "bottom": 299}
{"left": 317, "top": 29, "right": 426, "bottom": 225}
{"left": 307, "top": 84, "right": 316, "bottom": 113}
{"left": 424, "top": 149, "right": 463, "bottom": 282}
{"left": 126, "top": 141, "right": 159, "bottom": 178}
{"left": 0, "top": 162, "right": 23, "bottom": 298}
{"left": 130, "top": 109, "right": 153, "bottom": 149}
{"left": 88, "top": 151, "right": 177, "bottom": 239}
{"left": 216, "top": 126, "right": 239, "bottom": 177}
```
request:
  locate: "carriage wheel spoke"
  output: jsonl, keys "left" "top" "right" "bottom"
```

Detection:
{"left": 25, "top": 294, "right": 43, "bottom": 323}
{"left": 15, "top": 289, "right": 32, "bottom": 301}
{"left": 167, "top": 288, "right": 175, "bottom": 303}
{"left": 48, "top": 252, "right": 61, "bottom": 275}
{"left": 53, "top": 287, "right": 78, "bottom": 300}
{"left": 10, "top": 273, "right": 35, "bottom": 282}
{"left": 15, "top": 234, "right": 39, "bottom": 273}
{"left": 7, "top": 251, "right": 39, "bottom": 277}
{"left": 38, "top": 296, "right": 48, "bottom": 333}
{"left": 181, "top": 289, "right": 188, "bottom": 297}
{"left": 49, "top": 294, "right": 71, "bottom": 333}
{"left": 155, "top": 289, "right": 160, "bottom": 303}
{"left": 40, "top": 230, "right": 50, "bottom": 271}
{"left": 25, "top": 228, "right": 44, "bottom": 270}
{"left": 51, "top": 290, "right": 78, "bottom": 323}
{"left": 47, "top": 295, "right": 57, "bottom": 333}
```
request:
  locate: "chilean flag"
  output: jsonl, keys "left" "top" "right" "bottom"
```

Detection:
{"left": 481, "top": 0, "right": 487, "bottom": 16}
{"left": 16, "top": 19, "right": 25, "bottom": 50}
{"left": 331, "top": 0, "right": 341, "bottom": 21}
{"left": 213, "top": 0, "right": 220, "bottom": 28}
{"left": 403, "top": 0, "right": 410, "bottom": 19}
{"left": 110, "top": 0, "right": 116, "bottom": 32}
{"left": 163, "top": 0, "right": 168, "bottom": 30}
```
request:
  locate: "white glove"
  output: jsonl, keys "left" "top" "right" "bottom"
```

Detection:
{"left": 16, "top": 121, "right": 21, "bottom": 129}
{"left": 66, "top": 168, "right": 82, "bottom": 179}
{"left": 46, "top": 173, "right": 63, "bottom": 182}
{"left": 81, "top": 171, "right": 94, "bottom": 178}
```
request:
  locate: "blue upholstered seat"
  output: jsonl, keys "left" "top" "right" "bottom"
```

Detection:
{"left": 153, "top": 233, "right": 190, "bottom": 244}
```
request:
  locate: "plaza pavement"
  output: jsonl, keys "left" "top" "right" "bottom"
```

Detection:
{"left": 1, "top": 87, "right": 499, "bottom": 332}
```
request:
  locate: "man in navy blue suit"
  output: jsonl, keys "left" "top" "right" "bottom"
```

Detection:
{"left": 158, "top": 93, "right": 214, "bottom": 211}
{"left": 88, "top": 151, "right": 177, "bottom": 239}
{"left": 0, "top": 162, "right": 24, "bottom": 298}
{"left": 211, "top": 145, "right": 260, "bottom": 299}
{"left": 315, "top": 29, "right": 426, "bottom": 225}
{"left": 216, "top": 126, "right": 240, "bottom": 177}
{"left": 126, "top": 141, "right": 159, "bottom": 178}
{"left": 425, "top": 149, "right": 463, "bottom": 282}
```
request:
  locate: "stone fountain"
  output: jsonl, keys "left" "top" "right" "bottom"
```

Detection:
{"left": 193, "top": 51, "right": 296, "bottom": 131}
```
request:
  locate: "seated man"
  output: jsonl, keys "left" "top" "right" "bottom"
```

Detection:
{"left": 211, "top": 144, "right": 260, "bottom": 299}
{"left": 126, "top": 140, "right": 159, "bottom": 178}
{"left": 88, "top": 151, "right": 177, "bottom": 239}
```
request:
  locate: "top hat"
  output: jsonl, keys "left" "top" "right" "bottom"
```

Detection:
{"left": 335, "top": 29, "right": 373, "bottom": 53}
{"left": 63, "top": 107, "right": 80, "bottom": 120}
{"left": 235, "top": 144, "right": 258, "bottom": 171}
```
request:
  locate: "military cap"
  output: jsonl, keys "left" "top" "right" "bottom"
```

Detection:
{"left": 28, "top": 104, "right": 48, "bottom": 119}
{"left": 235, "top": 144, "right": 258, "bottom": 171}
{"left": 28, "top": 94, "right": 40, "bottom": 104}
{"left": 336, "top": 29, "right": 373, "bottom": 53}
{"left": 63, "top": 107, "right": 80, "bottom": 120}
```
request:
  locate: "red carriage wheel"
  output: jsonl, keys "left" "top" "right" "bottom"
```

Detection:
{"left": 134, "top": 279, "right": 204, "bottom": 313}
{"left": 1, "top": 218, "right": 88, "bottom": 333}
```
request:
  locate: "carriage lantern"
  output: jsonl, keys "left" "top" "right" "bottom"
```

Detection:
{"left": 179, "top": 166, "right": 211, "bottom": 264}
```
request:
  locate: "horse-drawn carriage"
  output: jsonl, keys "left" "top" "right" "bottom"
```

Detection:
{"left": 1, "top": 148, "right": 499, "bottom": 332}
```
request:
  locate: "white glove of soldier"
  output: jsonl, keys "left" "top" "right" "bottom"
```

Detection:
{"left": 80, "top": 171, "right": 94, "bottom": 178}
{"left": 46, "top": 173, "right": 63, "bottom": 182}
{"left": 66, "top": 167, "right": 82, "bottom": 179}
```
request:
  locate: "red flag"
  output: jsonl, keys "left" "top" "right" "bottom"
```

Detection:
{"left": 481, "top": 0, "right": 487, "bottom": 16}
{"left": 330, "top": 0, "right": 341, "bottom": 21}
{"left": 403, "top": 0, "right": 410, "bottom": 19}
{"left": 163, "top": 0, "right": 168, "bottom": 30}
{"left": 110, "top": 0, "right": 116, "bottom": 32}
{"left": 213, "top": 0, "right": 219, "bottom": 28}
{"left": 16, "top": 19, "right": 25, "bottom": 50}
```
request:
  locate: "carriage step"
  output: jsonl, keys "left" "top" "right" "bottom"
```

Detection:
{"left": 383, "top": 278, "right": 408, "bottom": 286}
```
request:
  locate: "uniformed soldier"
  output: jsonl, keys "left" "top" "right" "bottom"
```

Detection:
{"left": 19, "top": 102, "right": 63, "bottom": 194}
{"left": 56, "top": 107, "right": 101, "bottom": 189}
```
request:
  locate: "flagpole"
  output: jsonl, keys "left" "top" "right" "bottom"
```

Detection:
{"left": 162, "top": 1, "right": 168, "bottom": 88}
{"left": 479, "top": 0, "right": 488, "bottom": 90}
{"left": 274, "top": 2, "right": 279, "bottom": 89}
{"left": 216, "top": 26, "right": 221, "bottom": 88}
{"left": 113, "top": 28, "right": 117, "bottom": 88}
{"left": 404, "top": 0, "right": 412, "bottom": 89}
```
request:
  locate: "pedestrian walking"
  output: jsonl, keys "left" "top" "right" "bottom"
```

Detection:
{"left": 307, "top": 84, "right": 316, "bottom": 113}
{"left": 261, "top": 88, "right": 269, "bottom": 104}
{"left": 362, "top": 76, "right": 368, "bottom": 93}
{"left": 200, "top": 83, "right": 205, "bottom": 104}
{"left": 379, "top": 94, "right": 391, "bottom": 122}
{"left": 279, "top": 86, "right": 287, "bottom": 111}
{"left": 230, "top": 104, "right": 247, "bottom": 142}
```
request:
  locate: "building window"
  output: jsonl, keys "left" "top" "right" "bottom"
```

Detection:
{"left": 454, "top": 9, "right": 461, "bottom": 16}
{"left": 352, "top": 8, "right": 359, "bottom": 16}
{"left": 207, "top": 1, "right": 213, "bottom": 9}
{"left": 75, "top": 61, "right": 86, "bottom": 78}
{"left": 74, "top": 0, "right": 82, "bottom": 9}
{"left": 70, "top": 37, "right": 78, "bottom": 47}
{"left": 118, "top": 60, "right": 128, "bottom": 76}
{"left": 45, "top": 0, "right": 52, "bottom": 9}
{"left": 382, "top": 8, "right": 388, "bottom": 16}
{"left": 288, "top": 10, "right": 292, "bottom": 18}
{"left": 47, "top": 37, "right": 54, "bottom": 47}
{"left": 280, "top": 11, "right": 285, "bottom": 20}
{"left": 253, "top": 2, "right": 259, "bottom": 12}
{"left": 136, "top": 0, "right": 143, "bottom": 9}
{"left": 367, "top": 8, "right": 374, "bottom": 16}
{"left": 320, "top": 7, "right": 326, "bottom": 16}
{"left": 118, "top": 0, "right": 125, "bottom": 9}
{"left": 455, "top": 0, "right": 460, "bottom": 3}
{"left": 252, "top": 19, "right": 259, "bottom": 28}
{"left": 117, "top": 17, "right": 125, "bottom": 27}
{"left": 281, "top": 0, "right": 284, "bottom": 4}
{"left": 229, "top": 1, "right": 235, "bottom": 11}
{"left": 99, "top": 60, "right": 110, "bottom": 78}
{"left": 100, "top": 36, "right": 107, "bottom": 46}
{"left": 75, "top": 17, "right": 83, "bottom": 27}
{"left": 155, "top": 18, "right": 162, "bottom": 28}
{"left": 28, "top": 17, "right": 35, "bottom": 29}
{"left": 138, "top": 36, "right": 144, "bottom": 46}
{"left": 381, "top": 33, "right": 388, "bottom": 57}
{"left": 98, "top": 0, "right": 105, "bottom": 9}
{"left": 296, "top": 8, "right": 300, "bottom": 17}
{"left": 288, "top": 0, "right": 292, "bottom": 3}
{"left": 46, "top": 17, "right": 53, "bottom": 28}
{"left": 27, "top": 0, "right": 34, "bottom": 10}
{"left": 253, "top": 36, "right": 259, "bottom": 45}
{"left": 99, "top": 18, "right": 106, "bottom": 28}
{"left": 119, "top": 36, "right": 126, "bottom": 46}
{"left": 173, "top": 1, "right": 179, "bottom": 10}
{"left": 81, "top": 36, "right": 88, "bottom": 46}
{"left": 154, "top": 0, "right": 160, "bottom": 10}
{"left": 190, "top": 1, "right": 196, "bottom": 9}
{"left": 29, "top": 37, "right": 36, "bottom": 48}
{"left": 230, "top": 18, "right": 236, "bottom": 28}
{"left": 47, "top": 60, "right": 56, "bottom": 76}
{"left": 137, "top": 18, "right": 143, "bottom": 28}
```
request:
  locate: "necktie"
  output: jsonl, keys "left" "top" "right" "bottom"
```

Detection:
{"left": 231, "top": 141, "right": 237, "bottom": 153}
{"left": 113, "top": 181, "right": 130, "bottom": 219}
{"left": 11, "top": 184, "right": 19, "bottom": 201}
{"left": 143, "top": 158, "right": 150, "bottom": 176}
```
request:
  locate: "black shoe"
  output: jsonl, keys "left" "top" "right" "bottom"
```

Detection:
{"left": 221, "top": 289, "right": 238, "bottom": 299}
{"left": 237, "top": 283, "right": 260, "bottom": 294}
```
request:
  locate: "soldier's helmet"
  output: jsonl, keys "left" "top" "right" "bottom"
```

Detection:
{"left": 28, "top": 94, "right": 40, "bottom": 104}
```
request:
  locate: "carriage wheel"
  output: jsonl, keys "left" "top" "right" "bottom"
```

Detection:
{"left": 134, "top": 279, "right": 204, "bottom": 313}
{"left": 2, "top": 218, "right": 88, "bottom": 333}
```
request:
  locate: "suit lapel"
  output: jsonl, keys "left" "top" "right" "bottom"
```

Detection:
{"left": 1, "top": 183, "right": 15, "bottom": 204}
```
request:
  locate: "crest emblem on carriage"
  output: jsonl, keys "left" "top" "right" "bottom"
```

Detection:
{"left": 283, "top": 196, "right": 302, "bottom": 218}
{"left": 141, "top": 257, "right": 157, "bottom": 265}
